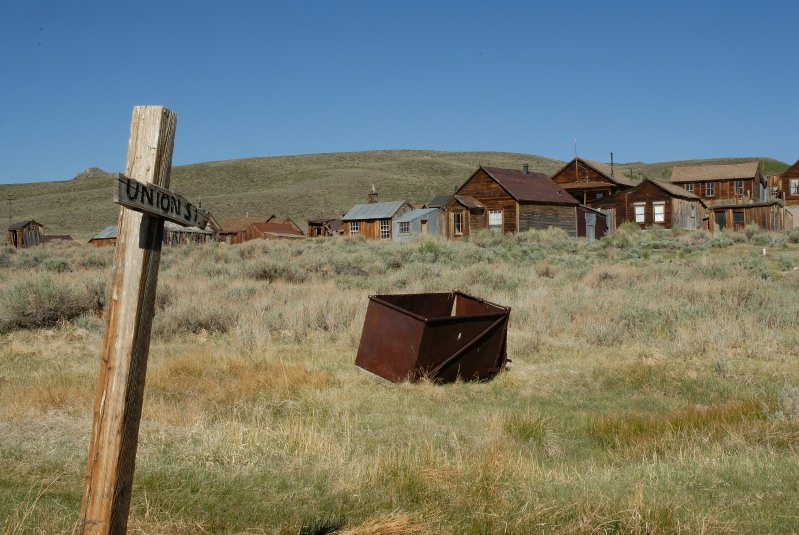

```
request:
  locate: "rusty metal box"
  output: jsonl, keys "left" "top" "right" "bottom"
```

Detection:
{"left": 355, "top": 291, "right": 511, "bottom": 383}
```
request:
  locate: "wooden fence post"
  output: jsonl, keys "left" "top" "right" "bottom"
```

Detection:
{"left": 79, "top": 106, "right": 177, "bottom": 535}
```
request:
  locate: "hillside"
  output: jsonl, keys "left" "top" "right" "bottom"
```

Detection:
{"left": 0, "top": 151, "right": 790, "bottom": 240}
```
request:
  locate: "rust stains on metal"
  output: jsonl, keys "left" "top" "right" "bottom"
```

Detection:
{"left": 355, "top": 291, "right": 511, "bottom": 383}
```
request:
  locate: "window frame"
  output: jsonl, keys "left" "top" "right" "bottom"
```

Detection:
{"left": 653, "top": 201, "right": 665, "bottom": 223}
{"left": 684, "top": 183, "right": 693, "bottom": 194}
{"left": 399, "top": 221, "right": 410, "bottom": 235}
{"left": 633, "top": 202, "right": 646, "bottom": 223}
{"left": 488, "top": 209, "right": 503, "bottom": 234}
{"left": 706, "top": 182, "right": 715, "bottom": 197}
{"left": 379, "top": 219, "right": 390, "bottom": 239}
{"left": 735, "top": 180, "right": 744, "bottom": 195}
{"left": 790, "top": 179, "right": 799, "bottom": 195}
{"left": 452, "top": 211, "right": 463, "bottom": 235}
{"left": 349, "top": 221, "right": 359, "bottom": 235}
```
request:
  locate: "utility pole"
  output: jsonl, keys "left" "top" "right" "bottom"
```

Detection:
{"left": 6, "top": 193, "right": 12, "bottom": 228}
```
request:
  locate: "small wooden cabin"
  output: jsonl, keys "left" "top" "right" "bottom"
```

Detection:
{"left": 444, "top": 166, "right": 580, "bottom": 240}
{"left": 245, "top": 221, "right": 305, "bottom": 240}
{"left": 550, "top": 158, "right": 634, "bottom": 204}
{"left": 707, "top": 200, "right": 791, "bottom": 232}
{"left": 342, "top": 200, "right": 413, "bottom": 240}
{"left": 588, "top": 179, "right": 707, "bottom": 230}
{"left": 777, "top": 159, "right": 799, "bottom": 205}
{"left": 669, "top": 161, "right": 765, "bottom": 205}
{"left": 307, "top": 217, "right": 344, "bottom": 237}
{"left": 217, "top": 215, "right": 276, "bottom": 244}
{"left": 88, "top": 225, "right": 118, "bottom": 247}
{"left": 7, "top": 220, "right": 44, "bottom": 248}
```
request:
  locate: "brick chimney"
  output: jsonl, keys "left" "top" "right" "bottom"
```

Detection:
{"left": 368, "top": 185, "right": 378, "bottom": 203}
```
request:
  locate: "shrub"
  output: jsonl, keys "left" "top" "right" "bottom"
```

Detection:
{"left": 0, "top": 274, "right": 96, "bottom": 332}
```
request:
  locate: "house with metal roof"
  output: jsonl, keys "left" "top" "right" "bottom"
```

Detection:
{"left": 7, "top": 220, "right": 44, "bottom": 248}
{"left": 88, "top": 225, "right": 118, "bottom": 247}
{"left": 392, "top": 207, "right": 442, "bottom": 242}
{"left": 669, "top": 161, "right": 766, "bottom": 205}
{"left": 550, "top": 157, "right": 635, "bottom": 204}
{"left": 342, "top": 199, "right": 413, "bottom": 240}
{"left": 445, "top": 165, "right": 596, "bottom": 240}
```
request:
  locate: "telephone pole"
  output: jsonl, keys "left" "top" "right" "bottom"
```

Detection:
{"left": 6, "top": 193, "right": 12, "bottom": 228}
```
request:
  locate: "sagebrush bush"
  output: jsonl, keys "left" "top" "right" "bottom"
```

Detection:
{"left": 0, "top": 274, "right": 97, "bottom": 331}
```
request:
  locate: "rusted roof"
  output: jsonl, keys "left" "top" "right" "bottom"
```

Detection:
{"left": 219, "top": 214, "right": 275, "bottom": 232}
{"left": 481, "top": 167, "right": 578, "bottom": 205}
{"left": 451, "top": 195, "right": 486, "bottom": 209}
{"left": 8, "top": 220, "right": 43, "bottom": 231}
{"left": 670, "top": 161, "right": 759, "bottom": 183}
{"left": 250, "top": 222, "right": 305, "bottom": 237}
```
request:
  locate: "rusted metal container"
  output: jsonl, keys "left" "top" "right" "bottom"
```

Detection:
{"left": 355, "top": 291, "right": 511, "bottom": 383}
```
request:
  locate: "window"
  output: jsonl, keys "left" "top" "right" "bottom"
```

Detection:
{"left": 735, "top": 180, "right": 744, "bottom": 195}
{"left": 399, "top": 221, "right": 410, "bottom": 234}
{"left": 685, "top": 183, "right": 693, "bottom": 193}
{"left": 488, "top": 210, "right": 503, "bottom": 234}
{"left": 452, "top": 212, "right": 463, "bottom": 235}
{"left": 380, "top": 219, "right": 390, "bottom": 239}
{"left": 706, "top": 182, "right": 715, "bottom": 197}
{"left": 791, "top": 179, "right": 799, "bottom": 195}
{"left": 653, "top": 201, "right": 665, "bottom": 223}
{"left": 634, "top": 203, "right": 645, "bottom": 223}
{"left": 350, "top": 221, "right": 359, "bottom": 235}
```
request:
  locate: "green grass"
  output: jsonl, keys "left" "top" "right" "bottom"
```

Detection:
{"left": 2, "top": 231, "right": 799, "bottom": 533}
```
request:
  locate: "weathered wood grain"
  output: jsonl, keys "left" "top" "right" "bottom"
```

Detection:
{"left": 113, "top": 174, "right": 209, "bottom": 229}
{"left": 79, "top": 106, "right": 177, "bottom": 535}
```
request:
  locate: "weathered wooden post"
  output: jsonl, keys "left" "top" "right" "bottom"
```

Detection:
{"left": 79, "top": 106, "right": 206, "bottom": 534}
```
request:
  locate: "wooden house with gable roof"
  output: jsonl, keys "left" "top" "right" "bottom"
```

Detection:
{"left": 444, "top": 165, "right": 594, "bottom": 240}
{"left": 341, "top": 185, "right": 413, "bottom": 240}
{"left": 588, "top": 178, "right": 707, "bottom": 230}
{"left": 7, "top": 220, "right": 44, "bottom": 248}
{"left": 669, "top": 161, "right": 766, "bottom": 205}
{"left": 776, "top": 159, "right": 799, "bottom": 205}
{"left": 550, "top": 157, "right": 635, "bottom": 204}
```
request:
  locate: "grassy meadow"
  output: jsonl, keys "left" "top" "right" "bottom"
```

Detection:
{"left": 2, "top": 226, "right": 799, "bottom": 534}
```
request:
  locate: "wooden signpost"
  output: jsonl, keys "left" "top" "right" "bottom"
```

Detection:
{"left": 79, "top": 106, "right": 206, "bottom": 534}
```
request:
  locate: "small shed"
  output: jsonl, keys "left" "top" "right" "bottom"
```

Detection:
{"left": 7, "top": 220, "right": 44, "bottom": 248}
{"left": 576, "top": 205, "right": 609, "bottom": 240}
{"left": 163, "top": 221, "right": 215, "bottom": 246}
{"left": 89, "top": 225, "right": 118, "bottom": 247}
{"left": 392, "top": 207, "right": 441, "bottom": 242}
{"left": 589, "top": 179, "right": 707, "bottom": 230}
{"left": 245, "top": 221, "right": 305, "bottom": 240}
{"left": 307, "top": 217, "right": 344, "bottom": 237}
{"left": 707, "top": 200, "right": 791, "bottom": 232}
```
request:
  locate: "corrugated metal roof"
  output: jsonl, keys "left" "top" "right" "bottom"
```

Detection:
{"left": 394, "top": 208, "right": 439, "bottom": 223}
{"left": 427, "top": 194, "right": 451, "bottom": 208}
{"left": 481, "top": 167, "right": 579, "bottom": 205}
{"left": 342, "top": 200, "right": 408, "bottom": 221}
{"left": 90, "top": 225, "right": 118, "bottom": 240}
{"left": 671, "top": 161, "right": 760, "bottom": 183}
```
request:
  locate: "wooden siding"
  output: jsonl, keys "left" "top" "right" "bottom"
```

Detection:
{"left": 589, "top": 181, "right": 704, "bottom": 230}
{"left": 780, "top": 162, "right": 799, "bottom": 205}
{"left": 708, "top": 203, "right": 788, "bottom": 232}
{"left": 681, "top": 178, "right": 756, "bottom": 205}
{"left": 519, "top": 204, "right": 577, "bottom": 236}
{"left": 551, "top": 160, "right": 618, "bottom": 204}
{"left": 6, "top": 223, "right": 44, "bottom": 248}
{"left": 576, "top": 206, "right": 608, "bottom": 239}
{"left": 457, "top": 169, "right": 519, "bottom": 233}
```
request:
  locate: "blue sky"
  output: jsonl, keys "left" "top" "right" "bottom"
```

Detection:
{"left": 1, "top": 1, "right": 797, "bottom": 185}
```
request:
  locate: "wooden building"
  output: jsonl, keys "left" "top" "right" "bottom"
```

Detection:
{"left": 577, "top": 205, "right": 609, "bottom": 241}
{"left": 217, "top": 214, "right": 276, "bottom": 244}
{"left": 342, "top": 200, "right": 413, "bottom": 240}
{"left": 7, "top": 220, "right": 44, "bottom": 248}
{"left": 669, "top": 161, "right": 766, "bottom": 205}
{"left": 550, "top": 158, "right": 634, "bottom": 204}
{"left": 307, "top": 217, "right": 344, "bottom": 237}
{"left": 776, "top": 159, "right": 799, "bottom": 205}
{"left": 245, "top": 221, "right": 305, "bottom": 240}
{"left": 588, "top": 179, "right": 707, "bottom": 230}
{"left": 163, "top": 221, "right": 215, "bottom": 245}
{"left": 707, "top": 200, "right": 791, "bottom": 232}
{"left": 88, "top": 225, "right": 118, "bottom": 247}
{"left": 444, "top": 166, "right": 580, "bottom": 240}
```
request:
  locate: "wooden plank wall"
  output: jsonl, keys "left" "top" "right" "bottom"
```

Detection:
{"left": 519, "top": 205, "right": 576, "bottom": 236}
{"left": 457, "top": 170, "right": 519, "bottom": 233}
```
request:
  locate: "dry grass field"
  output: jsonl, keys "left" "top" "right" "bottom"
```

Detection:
{"left": 2, "top": 225, "right": 799, "bottom": 534}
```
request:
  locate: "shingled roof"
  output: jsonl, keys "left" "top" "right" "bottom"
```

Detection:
{"left": 670, "top": 161, "right": 760, "bottom": 183}
{"left": 478, "top": 166, "right": 578, "bottom": 205}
